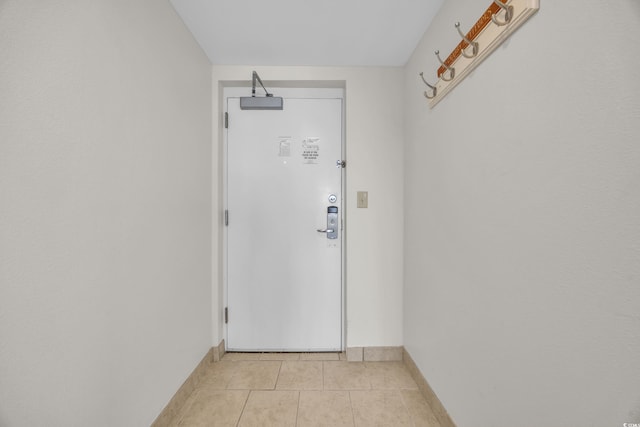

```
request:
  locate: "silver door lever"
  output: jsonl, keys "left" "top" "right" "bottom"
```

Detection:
{"left": 321, "top": 206, "right": 339, "bottom": 239}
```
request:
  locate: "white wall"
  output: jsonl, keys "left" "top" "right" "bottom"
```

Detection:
{"left": 403, "top": 1, "right": 640, "bottom": 426}
{"left": 211, "top": 66, "right": 404, "bottom": 349}
{"left": 0, "top": 1, "right": 212, "bottom": 425}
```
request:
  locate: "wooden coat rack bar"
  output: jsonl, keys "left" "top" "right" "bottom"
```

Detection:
{"left": 420, "top": 0, "right": 540, "bottom": 108}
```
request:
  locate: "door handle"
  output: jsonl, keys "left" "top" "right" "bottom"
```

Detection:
{"left": 319, "top": 206, "right": 338, "bottom": 239}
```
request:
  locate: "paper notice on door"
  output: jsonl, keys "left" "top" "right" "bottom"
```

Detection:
{"left": 278, "top": 137, "right": 292, "bottom": 157}
{"left": 302, "top": 138, "right": 320, "bottom": 164}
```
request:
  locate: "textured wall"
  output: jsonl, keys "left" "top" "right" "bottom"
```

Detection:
{"left": 211, "top": 66, "right": 405, "bottom": 349}
{"left": 0, "top": 1, "right": 212, "bottom": 425}
{"left": 403, "top": 0, "right": 640, "bottom": 426}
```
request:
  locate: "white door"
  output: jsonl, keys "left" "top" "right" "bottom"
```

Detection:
{"left": 225, "top": 89, "right": 343, "bottom": 352}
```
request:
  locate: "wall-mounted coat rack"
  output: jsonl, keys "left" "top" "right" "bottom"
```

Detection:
{"left": 420, "top": 0, "right": 539, "bottom": 108}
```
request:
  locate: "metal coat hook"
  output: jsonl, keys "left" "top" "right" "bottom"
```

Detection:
{"left": 421, "top": 0, "right": 540, "bottom": 107}
{"left": 455, "top": 22, "right": 479, "bottom": 58}
{"left": 435, "top": 50, "right": 455, "bottom": 81}
{"left": 419, "top": 72, "right": 437, "bottom": 99}
{"left": 491, "top": 0, "right": 513, "bottom": 26}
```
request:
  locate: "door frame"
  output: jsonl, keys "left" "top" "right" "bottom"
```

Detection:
{"left": 221, "top": 84, "right": 347, "bottom": 351}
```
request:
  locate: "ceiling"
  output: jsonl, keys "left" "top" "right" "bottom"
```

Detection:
{"left": 169, "top": 0, "right": 444, "bottom": 67}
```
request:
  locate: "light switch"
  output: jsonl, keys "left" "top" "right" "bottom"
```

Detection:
{"left": 357, "top": 191, "right": 368, "bottom": 208}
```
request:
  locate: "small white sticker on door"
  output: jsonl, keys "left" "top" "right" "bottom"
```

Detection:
{"left": 302, "top": 138, "right": 320, "bottom": 164}
{"left": 278, "top": 137, "right": 292, "bottom": 157}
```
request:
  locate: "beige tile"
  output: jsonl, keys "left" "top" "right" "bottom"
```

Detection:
{"left": 403, "top": 349, "right": 455, "bottom": 427}
{"left": 401, "top": 390, "right": 441, "bottom": 427}
{"left": 363, "top": 346, "right": 403, "bottom": 362}
{"left": 339, "top": 352, "right": 348, "bottom": 361}
{"left": 366, "top": 362, "right": 419, "bottom": 390}
{"left": 297, "top": 391, "right": 354, "bottom": 427}
{"left": 350, "top": 390, "right": 412, "bottom": 427}
{"left": 346, "top": 347, "right": 363, "bottom": 362}
{"left": 323, "top": 361, "right": 370, "bottom": 390}
{"left": 198, "top": 361, "right": 236, "bottom": 389}
{"left": 300, "top": 352, "right": 340, "bottom": 361}
{"left": 152, "top": 348, "right": 214, "bottom": 427}
{"left": 222, "top": 352, "right": 262, "bottom": 361}
{"left": 276, "top": 361, "right": 323, "bottom": 390}
{"left": 260, "top": 352, "right": 301, "bottom": 361}
{"left": 176, "top": 389, "right": 248, "bottom": 427}
{"left": 156, "top": 385, "right": 191, "bottom": 427}
{"left": 226, "top": 361, "right": 281, "bottom": 390}
{"left": 237, "top": 390, "right": 299, "bottom": 427}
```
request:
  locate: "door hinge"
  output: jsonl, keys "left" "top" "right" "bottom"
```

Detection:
{"left": 336, "top": 160, "right": 346, "bottom": 168}
{"left": 224, "top": 307, "right": 229, "bottom": 324}
{"left": 224, "top": 209, "right": 229, "bottom": 226}
{"left": 224, "top": 112, "right": 229, "bottom": 129}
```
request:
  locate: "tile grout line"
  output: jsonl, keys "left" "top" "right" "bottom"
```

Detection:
{"left": 348, "top": 390, "right": 357, "bottom": 427}
{"left": 294, "top": 390, "right": 301, "bottom": 427}
{"left": 274, "top": 360, "right": 283, "bottom": 390}
{"left": 235, "top": 389, "right": 252, "bottom": 427}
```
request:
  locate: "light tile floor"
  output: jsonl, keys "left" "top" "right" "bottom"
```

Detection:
{"left": 170, "top": 352, "right": 441, "bottom": 427}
